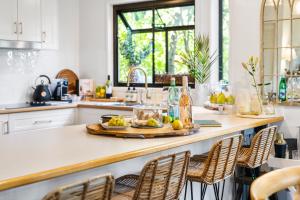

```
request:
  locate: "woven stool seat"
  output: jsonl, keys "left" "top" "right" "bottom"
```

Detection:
{"left": 184, "top": 134, "right": 243, "bottom": 200}
{"left": 234, "top": 126, "right": 278, "bottom": 200}
{"left": 112, "top": 175, "right": 139, "bottom": 200}
{"left": 43, "top": 174, "right": 114, "bottom": 200}
{"left": 113, "top": 151, "right": 190, "bottom": 200}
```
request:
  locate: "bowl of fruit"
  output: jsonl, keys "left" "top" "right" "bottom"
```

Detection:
{"left": 101, "top": 116, "right": 129, "bottom": 130}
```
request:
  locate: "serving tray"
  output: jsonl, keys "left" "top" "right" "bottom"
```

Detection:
{"left": 86, "top": 124, "right": 200, "bottom": 138}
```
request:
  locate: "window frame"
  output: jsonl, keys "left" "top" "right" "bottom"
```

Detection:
{"left": 219, "top": 0, "right": 224, "bottom": 81}
{"left": 113, "top": 0, "right": 195, "bottom": 88}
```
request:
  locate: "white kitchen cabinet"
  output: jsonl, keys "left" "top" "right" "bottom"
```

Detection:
{"left": 9, "top": 109, "right": 76, "bottom": 134}
{"left": 77, "top": 108, "right": 132, "bottom": 125}
{"left": 0, "top": 0, "right": 18, "bottom": 40}
{"left": 0, "top": 115, "right": 9, "bottom": 135}
{"left": 41, "top": 0, "right": 58, "bottom": 49}
{"left": 18, "top": 0, "right": 41, "bottom": 42}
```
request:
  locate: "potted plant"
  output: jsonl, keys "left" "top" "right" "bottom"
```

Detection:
{"left": 177, "top": 35, "right": 218, "bottom": 106}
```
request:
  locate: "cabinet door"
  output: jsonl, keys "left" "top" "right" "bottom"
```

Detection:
{"left": 41, "top": 0, "right": 58, "bottom": 49}
{"left": 18, "top": 0, "right": 41, "bottom": 42}
{"left": 0, "top": 0, "right": 18, "bottom": 40}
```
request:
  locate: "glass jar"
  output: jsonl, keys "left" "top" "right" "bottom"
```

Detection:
{"left": 132, "top": 105, "right": 163, "bottom": 127}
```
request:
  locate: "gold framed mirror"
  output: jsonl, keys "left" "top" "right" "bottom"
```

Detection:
{"left": 261, "top": 0, "right": 300, "bottom": 99}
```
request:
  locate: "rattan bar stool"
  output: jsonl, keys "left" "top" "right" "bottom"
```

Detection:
{"left": 42, "top": 174, "right": 114, "bottom": 200}
{"left": 184, "top": 134, "right": 243, "bottom": 200}
{"left": 234, "top": 126, "right": 278, "bottom": 200}
{"left": 112, "top": 151, "right": 190, "bottom": 200}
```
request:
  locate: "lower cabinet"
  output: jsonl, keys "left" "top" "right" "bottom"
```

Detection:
{"left": 77, "top": 108, "right": 132, "bottom": 125}
{"left": 9, "top": 109, "right": 76, "bottom": 134}
{"left": 0, "top": 115, "right": 9, "bottom": 135}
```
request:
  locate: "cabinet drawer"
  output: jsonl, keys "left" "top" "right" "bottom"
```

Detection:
{"left": 9, "top": 109, "right": 75, "bottom": 133}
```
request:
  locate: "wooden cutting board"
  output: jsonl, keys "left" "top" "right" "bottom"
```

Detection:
{"left": 86, "top": 124, "right": 200, "bottom": 138}
{"left": 88, "top": 98, "right": 125, "bottom": 103}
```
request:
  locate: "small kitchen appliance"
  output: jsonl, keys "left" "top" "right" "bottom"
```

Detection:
{"left": 32, "top": 75, "right": 52, "bottom": 102}
{"left": 51, "top": 79, "right": 69, "bottom": 101}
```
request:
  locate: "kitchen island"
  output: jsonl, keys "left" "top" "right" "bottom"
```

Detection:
{"left": 0, "top": 109, "right": 283, "bottom": 200}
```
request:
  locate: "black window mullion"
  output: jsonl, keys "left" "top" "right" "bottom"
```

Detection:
{"left": 166, "top": 30, "right": 169, "bottom": 74}
{"left": 152, "top": 8, "right": 155, "bottom": 85}
{"left": 219, "top": 0, "right": 223, "bottom": 81}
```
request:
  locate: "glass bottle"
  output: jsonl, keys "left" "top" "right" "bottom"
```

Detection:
{"left": 279, "top": 77, "right": 287, "bottom": 102}
{"left": 105, "top": 75, "right": 113, "bottom": 99}
{"left": 179, "top": 76, "right": 193, "bottom": 128}
{"left": 167, "top": 77, "right": 180, "bottom": 122}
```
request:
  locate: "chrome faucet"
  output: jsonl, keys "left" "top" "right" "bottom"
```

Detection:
{"left": 127, "top": 67, "right": 151, "bottom": 101}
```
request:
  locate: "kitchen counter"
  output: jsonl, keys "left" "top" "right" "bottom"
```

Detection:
{"left": 0, "top": 101, "right": 138, "bottom": 114}
{"left": 0, "top": 110, "right": 283, "bottom": 191}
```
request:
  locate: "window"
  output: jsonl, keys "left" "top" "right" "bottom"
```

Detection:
{"left": 113, "top": 0, "right": 195, "bottom": 87}
{"left": 219, "top": 0, "right": 230, "bottom": 82}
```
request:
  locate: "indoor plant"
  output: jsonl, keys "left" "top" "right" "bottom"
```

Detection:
{"left": 177, "top": 35, "right": 218, "bottom": 105}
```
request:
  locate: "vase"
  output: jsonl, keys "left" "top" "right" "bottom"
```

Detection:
{"left": 193, "top": 83, "right": 209, "bottom": 106}
{"left": 250, "top": 94, "right": 263, "bottom": 115}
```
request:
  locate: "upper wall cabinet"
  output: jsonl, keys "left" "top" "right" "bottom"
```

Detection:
{"left": 0, "top": 0, "right": 41, "bottom": 42}
{"left": 0, "top": 0, "right": 18, "bottom": 40}
{"left": 41, "top": 0, "right": 58, "bottom": 49}
{"left": 18, "top": 0, "right": 42, "bottom": 42}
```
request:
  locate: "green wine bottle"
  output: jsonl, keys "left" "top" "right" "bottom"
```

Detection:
{"left": 279, "top": 77, "right": 287, "bottom": 102}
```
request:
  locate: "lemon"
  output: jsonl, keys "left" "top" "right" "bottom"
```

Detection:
{"left": 147, "top": 118, "right": 159, "bottom": 127}
{"left": 217, "top": 92, "right": 226, "bottom": 105}
{"left": 226, "top": 95, "right": 235, "bottom": 105}
{"left": 210, "top": 93, "right": 218, "bottom": 104}
{"left": 172, "top": 120, "right": 183, "bottom": 130}
{"left": 163, "top": 115, "right": 172, "bottom": 124}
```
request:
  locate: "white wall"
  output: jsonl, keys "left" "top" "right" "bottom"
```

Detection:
{"left": 229, "top": 0, "right": 261, "bottom": 86}
{"left": 0, "top": 0, "right": 79, "bottom": 104}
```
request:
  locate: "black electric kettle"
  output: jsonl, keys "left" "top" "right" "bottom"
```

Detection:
{"left": 32, "top": 75, "right": 52, "bottom": 102}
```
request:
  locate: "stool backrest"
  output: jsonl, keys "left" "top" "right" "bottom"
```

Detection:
{"left": 202, "top": 134, "right": 243, "bottom": 184}
{"left": 251, "top": 166, "right": 300, "bottom": 200}
{"left": 133, "top": 151, "right": 190, "bottom": 200}
{"left": 43, "top": 174, "right": 114, "bottom": 200}
{"left": 247, "top": 126, "right": 278, "bottom": 168}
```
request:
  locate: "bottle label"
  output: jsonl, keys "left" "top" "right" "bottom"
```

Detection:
{"left": 168, "top": 105, "right": 179, "bottom": 121}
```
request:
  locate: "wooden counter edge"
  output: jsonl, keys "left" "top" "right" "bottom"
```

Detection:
{"left": 0, "top": 116, "right": 284, "bottom": 191}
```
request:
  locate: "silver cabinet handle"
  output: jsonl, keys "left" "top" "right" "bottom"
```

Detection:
{"left": 42, "top": 31, "right": 46, "bottom": 43}
{"left": 34, "top": 120, "right": 52, "bottom": 125}
{"left": 4, "top": 121, "right": 9, "bottom": 135}
{"left": 19, "top": 22, "right": 23, "bottom": 34}
{"left": 1, "top": 121, "right": 9, "bottom": 135}
{"left": 14, "top": 22, "right": 18, "bottom": 34}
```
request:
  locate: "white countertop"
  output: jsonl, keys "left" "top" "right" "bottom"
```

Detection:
{"left": 0, "top": 109, "right": 283, "bottom": 191}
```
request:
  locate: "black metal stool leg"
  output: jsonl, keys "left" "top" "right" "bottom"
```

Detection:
{"left": 221, "top": 180, "right": 226, "bottom": 200}
{"left": 190, "top": 181, "right": 194, "bottom": 200}
{"left": 213, "top": 183, "right": 220, "bottom": 200}
{"left": 200, "top": 183, "right": 207, "bottom": 200}
{"left": 184, "top": 180, "right": 188, "bottom": 200}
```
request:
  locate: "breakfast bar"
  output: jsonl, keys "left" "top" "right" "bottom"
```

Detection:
{"left": 0, "top": 109, "right": 283, "bottom": 200}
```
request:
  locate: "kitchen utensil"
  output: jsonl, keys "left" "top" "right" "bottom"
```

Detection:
{"left": 32, "top": 75, "right": 52, "bottom": 102}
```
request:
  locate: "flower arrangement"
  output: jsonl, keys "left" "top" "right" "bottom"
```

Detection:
{"left": 241, "top": 56, "right": 264, "bottom": 114}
